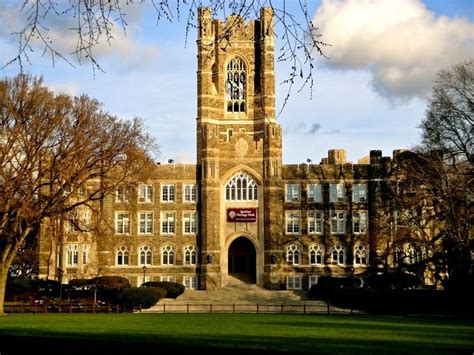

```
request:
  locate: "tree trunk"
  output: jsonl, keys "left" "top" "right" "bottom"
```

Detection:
{"left": 0, "top": 262, "right": 8, "bottom": 315}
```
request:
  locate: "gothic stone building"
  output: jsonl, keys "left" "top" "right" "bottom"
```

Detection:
{"left": 39, "top": 8, "right": 410, "bottom": 291}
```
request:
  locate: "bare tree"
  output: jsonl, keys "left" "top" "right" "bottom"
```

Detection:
{"left": 0, "top": 73, "right": 157, "bottom": 314}
{"left": 391, "top": 60, "right": 473, "bottom": 289}
{"left": 2, "top": 1, "right": 326, "bottom": 112}
{"left": 420, "top": 59, "right": 473, "bottom": 162}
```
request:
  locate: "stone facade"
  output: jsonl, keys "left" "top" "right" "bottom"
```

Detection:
{"left": 39, "top": 8, "right": 406, "bottom": 291}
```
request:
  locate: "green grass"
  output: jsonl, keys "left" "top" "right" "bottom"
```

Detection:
{"left": 0, "top": 314, "right": 473, "bottom": 354}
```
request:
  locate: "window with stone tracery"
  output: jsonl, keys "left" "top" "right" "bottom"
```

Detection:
{"left": 139, "top": 245, "right": 153, "bottom": 266}
{"left": 162, "top": 245, "right": 175, "bottom": 265}
{"left": 116, "top": 246, "right": 130, "bottom": 266}
{"left": 226, "top": 58, "right": 246, "bottom": 113}
{"left": 225, "top": 173, "right": 258, "bottom": 201}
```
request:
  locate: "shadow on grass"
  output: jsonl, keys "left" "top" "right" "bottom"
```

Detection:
{"left": 0, "top": 331, "right": 472, "bottom": 355}
{"left": 0, "top": 314, "right": 473, "bottom": 355}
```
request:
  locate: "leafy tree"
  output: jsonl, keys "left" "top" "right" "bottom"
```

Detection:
{"left": 0, "top": 73, "right": 156, "bottom": 314}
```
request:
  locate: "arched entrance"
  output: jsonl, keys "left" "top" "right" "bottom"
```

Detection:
{"left": 228, "top": 237, "right": 256, "bottom": 283}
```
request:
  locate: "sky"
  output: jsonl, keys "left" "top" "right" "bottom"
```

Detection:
{"left": 1, "top": 0, "right": 473, "bottom": 164}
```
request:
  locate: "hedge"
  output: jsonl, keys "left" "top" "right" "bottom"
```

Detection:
{"left": 364, "top": 272, "right": 422, "bottom": 290}
{"left": 141, "top": 281, "right": 185, "bottom": 298}
{"left": 309, "top": 276, "right": 362, "bottom": 301}
{"left": 89, "top": 276, "right": 131, "bottom": 303}
{"left": 119, "top": 287, "right": 166, "bottom": 310}
{"left": 325, "top": 288, "right": 472, "bottom": 315}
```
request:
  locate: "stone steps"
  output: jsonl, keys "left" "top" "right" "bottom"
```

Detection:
{"left": 142, "top": 276, "right": 358, "bottom": 313}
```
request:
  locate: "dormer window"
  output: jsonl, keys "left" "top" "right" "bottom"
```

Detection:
{"left": 226, "top": 58, "right": 246, "bottom": 112}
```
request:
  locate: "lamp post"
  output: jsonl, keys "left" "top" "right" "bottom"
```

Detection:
{"left": 142, "top": 265, "right": 147, "bottom": 286}
{"left": 57, "top": 267, "right": 63, "bottom": 301}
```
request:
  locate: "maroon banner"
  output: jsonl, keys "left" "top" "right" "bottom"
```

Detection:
{"left": 227, "top": 208, "right": 257, "bottom": 222}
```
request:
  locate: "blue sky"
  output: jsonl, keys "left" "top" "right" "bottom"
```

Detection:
{"left": 1, "top": 0, "right": 472, "bottom": 164}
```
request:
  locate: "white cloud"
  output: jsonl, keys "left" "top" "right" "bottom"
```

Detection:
{"left": 48, "top": 83, "right": 78, "bottom": 97}
{"left": 313, "top": 0, "right": 473, "bottom": 101}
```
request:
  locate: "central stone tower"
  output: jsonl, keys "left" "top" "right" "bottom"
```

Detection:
{"left": 196, "top": 8, "right": 282, "bottom": 289}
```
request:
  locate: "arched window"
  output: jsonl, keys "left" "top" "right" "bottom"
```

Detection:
{"left": 66, "top": 244, "right": 79, "bottom": 267}
{"left": 162, "top": 245, "right": 175, "bottom": 265}
{"left": 332, "top": 245, "right": 345, "bottom": 265}
{"left": 309, "top": 245, "right": 324, "bottom": 265}
{"left": 286, "top": 244, "right": 300, "bottom": 265}
{"left": 116, "top": 246, "right": 130, "bottom": 266}
{"left": 226, "top": 57, "right": 246, "bottom": 112}
{"left": 184, "top": 245, "right": 197, "bottom": 265}
{"left": 139, "top": 245, "right": 153, "bottom": 266}
{"left": 225, "top": 173, "right": 258, "bottom": 201}
{"left": 354, "top": 245, "right": 367, "bottom": 265}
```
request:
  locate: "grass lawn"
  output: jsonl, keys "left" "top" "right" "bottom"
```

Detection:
{"left": 0, "top": 314, "right": 473, "bottom": 354}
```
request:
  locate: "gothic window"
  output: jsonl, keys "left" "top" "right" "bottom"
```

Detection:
{"left": 332, "top": 244, "right": 345, "bottom": 265}
{"left": 66, "top": 244, "right": 79, "bottom": 267}
{"left": 286, "top": 244, "right": 300, "bottom": 265}
{"left": 225, "top": 173, "right": 258, "bottom": 201}
{"left": 226, "top": 57, "right": 246, "bottom": 113}
{"left": 184, "top": 245, "right": 197, "bottom": 265}
{"left": 116, "top": 246, "right": 130, "bottom": 266}
{"left": 139, "top": 245, "right": 153, "bottom": 266}
{"left": 309, "top": 244, "right": 324, "bottom": 265}
{"left": 354, "top": 245, "right": 368, "bottom": 265}
{"left": 162, "top": 245, "right": 175, "bottom": 265}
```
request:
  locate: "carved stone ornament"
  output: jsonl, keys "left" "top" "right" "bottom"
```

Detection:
{"left": 236, "top": 137, "right": 249, "bottom": 158}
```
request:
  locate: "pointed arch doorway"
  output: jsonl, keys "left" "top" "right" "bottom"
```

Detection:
{"left": 228, "top": 236, "right": 256, "bottom": 283}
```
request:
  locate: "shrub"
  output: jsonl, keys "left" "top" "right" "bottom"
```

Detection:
{"left": 6, "top": 277, "right": 38, "bottom": 294}
{"left": 309, "top": 276, "right": 363, "bottom": 300}
{"left": 68, "top": 279, "right": 95, "bottom": 300}
{"left": 141, "top": 281, "right": 185, "bottom": 298}
{"left": 119, "top": 287, "right": 166, "bottom": 310}
{"left": 89, "top": 276, "right": 131, "bottom": 290}
{"left": 318, "top": 288, "right": 472, "bottom": 315}
{"left": 5, "top": 277, "right": 40, "bottom": 300}
{"left": 37, "top": 279, "right": 61, "bottom": 298}
{"left": 364, "top": 272, "right": 422, "bottom": 290}
{"left": 89, "top": 276, "right": 131, "bottom": 304}
{"left": 69, "top": 279, "right": 90, "bottom": 288}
